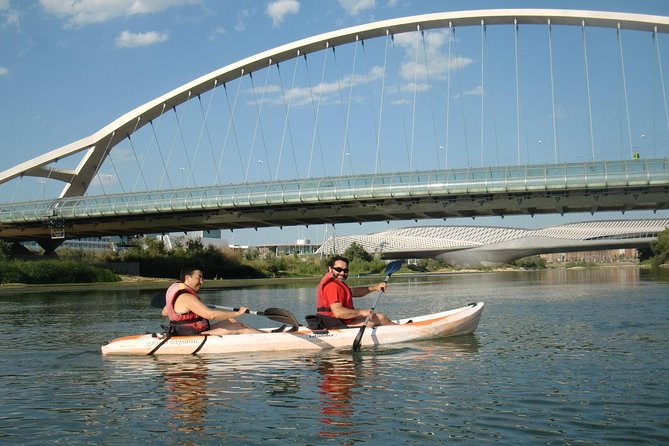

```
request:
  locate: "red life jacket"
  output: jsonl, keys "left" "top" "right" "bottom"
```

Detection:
{"left": 316, "top": 273, "right": 355, "bottom": 324}
{"left": 165, "top": 282, "right": 210, "bottom": 333}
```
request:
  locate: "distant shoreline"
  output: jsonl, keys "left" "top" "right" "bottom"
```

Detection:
{"left": 0, "top": 262, "right": 648, "bottom": 294}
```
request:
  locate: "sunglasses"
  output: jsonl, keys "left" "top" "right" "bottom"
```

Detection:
{"left": 332, "top": 267, "right": 349, "bottom": 273}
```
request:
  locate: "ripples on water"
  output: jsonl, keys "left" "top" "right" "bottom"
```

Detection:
{"left": 0, "top": 268, "right": 668, "bottom": 445}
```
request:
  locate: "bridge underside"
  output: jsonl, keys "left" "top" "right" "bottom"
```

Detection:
{"left": 1, "top": 184, "right": 667, "bottom": 244}
{"left": 433, "top": 239, "right": 652, "bottom": 266}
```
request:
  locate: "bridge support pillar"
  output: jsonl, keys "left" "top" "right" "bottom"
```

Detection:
{"left": 36, "top": 238, "right": 65, "bottom": 256}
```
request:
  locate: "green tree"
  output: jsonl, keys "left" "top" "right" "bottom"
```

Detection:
{"left": 651, "top": 227, "right": 669, "bottom": 267}
{"left": 185, "top": 238, "right": 204, "bottom": 253}
{"left": 344, "top": 242, "right": 373, "bottom": 262}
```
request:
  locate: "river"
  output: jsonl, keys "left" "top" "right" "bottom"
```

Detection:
{"left": 0, "top": 267, "right": 667, "bottom": 445}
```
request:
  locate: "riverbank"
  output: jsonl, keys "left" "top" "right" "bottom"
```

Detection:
{"left": 0, "top": 262, "right": 652, "bottom": 295}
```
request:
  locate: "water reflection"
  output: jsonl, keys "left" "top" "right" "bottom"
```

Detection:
{"left": 156, "top": 357, "right": 208, "bottom": 434}
{"left": 315, "top": 353, "right": 362, "bottom": 438}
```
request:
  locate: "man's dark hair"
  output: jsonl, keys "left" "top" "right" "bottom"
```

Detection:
{"left": 328, "top": 255, "right": 349, "bottom": 267}
{"left": 180, "top": 266, "right": 201, "bottom": 280}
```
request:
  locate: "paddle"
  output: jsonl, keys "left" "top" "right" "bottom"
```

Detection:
{"left": 150, "top": 291, "right": 300, "bottom": 327}
{"left": 352, "top": 260, "right": 404, "bottom": 352}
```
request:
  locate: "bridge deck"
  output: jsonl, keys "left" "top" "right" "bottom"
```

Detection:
{"left": 0, "top": 158, "right": 667, "bottom": 242}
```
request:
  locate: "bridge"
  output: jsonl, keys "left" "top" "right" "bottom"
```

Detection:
{"left": 316, "top": 218, "right": 669, "bottom": 266}
{"left": 1, "top": 9, "right": 669, "bottom": 251}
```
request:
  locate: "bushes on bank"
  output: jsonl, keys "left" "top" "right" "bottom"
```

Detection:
{"left": 0, "top": 259, "right": 120, "bottom": 284}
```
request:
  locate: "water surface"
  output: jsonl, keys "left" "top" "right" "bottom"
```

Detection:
{"left": 0, "top": 267, "right": 667, "bottom": 444}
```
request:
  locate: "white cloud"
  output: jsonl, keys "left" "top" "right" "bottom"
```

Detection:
{"left": 265, "top": 0, "right": 299, "bottom": 27}
{"left": 0, "top": 67, "right": 8, "bottom": 76}
{"left": 463, "top": 85, "right": 483, "bottom": 96}
{"left": 249, "top": 65, "right": 385, "bottom": 108}
{"left": 209, "top": 25, "right": 226, "bottom": 41}
{"left": 40, "top": 0, "right": 198, "bottom": 26}
{"left": 394, "top": 30, "right": 472, "bottom": 82}
{"left": 1, "top": 0, "right": 20, "bottom": 27}
{"left": 235, "top": 9, "right": 250, "bottom": 32}
{"left": 115, "top": 30, "right": 169, "bottom": 48}
{"left": 338, "top": 0, "right": 375, "bottom": 16}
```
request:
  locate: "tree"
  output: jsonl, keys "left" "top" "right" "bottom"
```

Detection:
{"left": 651, "top": 228, "right": 669, "bottom": 267}
{"left": 344, "top": 242, "right": 373, "bottom": 262}
{"left": 185, "top": 238, "right": 204, "bottom": 253}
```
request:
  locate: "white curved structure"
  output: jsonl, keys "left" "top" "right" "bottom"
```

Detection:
{"left": 317, "top": 218, "right": 669, "bottom": 266}
{"left": 2, "top": 9, "right": 669, "bottom": 198}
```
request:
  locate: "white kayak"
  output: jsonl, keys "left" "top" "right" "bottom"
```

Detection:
{"left": 101, "top": 302, "right": 484, "bottom": 356}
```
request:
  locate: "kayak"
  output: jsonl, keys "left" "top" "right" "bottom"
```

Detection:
{"left": 101, "top": 302, "right": 484, "bottom": 356}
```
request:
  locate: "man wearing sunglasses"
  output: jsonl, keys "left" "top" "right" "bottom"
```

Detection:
{"left": 316, "top": 255, "right": 395, "bottom": 327}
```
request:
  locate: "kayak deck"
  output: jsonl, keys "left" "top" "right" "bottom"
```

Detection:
{"left": 101, "top": 302, "right": 484, "bottom": 356}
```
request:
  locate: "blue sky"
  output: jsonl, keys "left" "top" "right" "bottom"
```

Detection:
{"left": 1, "top": 0, "right": 669, "bottom": 247}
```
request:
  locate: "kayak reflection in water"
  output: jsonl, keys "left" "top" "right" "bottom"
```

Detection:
{"left": 162, "top": 266, "right": 265, "bottom": 335}
{"left": 159, "top": 357, "right": 208, "bottom": 434}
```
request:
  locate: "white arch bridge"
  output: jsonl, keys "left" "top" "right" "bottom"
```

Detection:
{"left": 1, "top": 9, "right": 669, "bottom": 251}
{"left": 317, "top": 218, "right": 669, "bottom": 266}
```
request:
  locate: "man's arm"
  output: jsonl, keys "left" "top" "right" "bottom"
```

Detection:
{"left": 330, "top": 302, "right": 370, "bottom": 319}
{"left": 176, "top": 294, "right": 246, "bottom": 320}
{"left": 350, "top": 282, "right": 386, "bottom": 297}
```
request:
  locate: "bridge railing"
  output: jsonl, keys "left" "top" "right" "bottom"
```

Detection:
{"left": 0, "top": 158, "right": 667, "bottom": 224}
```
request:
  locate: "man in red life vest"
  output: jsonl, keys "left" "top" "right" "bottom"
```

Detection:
{"left": 162, "top": 266, "right": 265, "bottom": 335}
{"left": 316, "top": 256, "right": 396, "bottom": 326}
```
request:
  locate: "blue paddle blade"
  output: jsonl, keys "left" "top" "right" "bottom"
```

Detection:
{"left": 384, "top": 260, "right": 404, "bottom": 276}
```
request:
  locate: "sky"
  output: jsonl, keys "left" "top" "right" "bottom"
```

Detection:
{"left": 1, "top": 0, "right": 669, "bottom": 247}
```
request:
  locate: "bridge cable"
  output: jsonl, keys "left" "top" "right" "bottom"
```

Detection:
{"left": 410, "top": 25, "right": 420, "bottom": 172}
{"left": 245, "top": 69, "right": 272, "bottom": 182}
{"left": 106, "top": 151, "right": 125, "bottom": 194}
{"left": 274, "top": 57, "right": 300, "bottom": 180}
{"left": 10, "top": 176, "right": 23, "bottom": 203}
{"left": 650, "top": 32, "right": 657, "bottom": 159}
{"left": 371, "top": 35, "right": 387, "bottom": 173}
{"left": 162, "top": 111, "right": 183, "bottom": 187}
{"left": 389, "top": 33, "right": 412, "bottom": 169}
{"left": 360, "top": 38, "right": 380, "bottom": 173}
{"left": 195, "top": 81, "right": 221, "bottom": 185}
{"left": 189, "top": 94, "right": 208, "bottom": 185}
{"left": 616, "top": 23, "right": 634, "bottom": 160}
{"left": 135, "top": 120, "right": 161, "bottom": 188}
{"left": 653, "top": 28, "right": 669, "bottom": 150}
{"left": 582, "top": 22, "right": 596, "bottom": 162}
{"left": 360, "top": 39, "right": 382, "bottom": 174}
{"left": 481, "top": 20, "right": 485, "bottom": 167}
{"left": 334, "top": 40, "right": 357, "bottom": 176}
{"left": 218, "top": 75, "right": 246, "bottom": 180}
{"left": 128, "top": 135, "right": 149, "bottom": 191}
{"left": 452, "top": 26, "right": 471, "bottom": 168}
{"left": 93, "top": 129, "right": 126, "bottom": 194}
{"left": 304, "top": 51, "right": 327, "bottom": 178}
{"left": 514, "top": 19, "right": 521, "bottom": 165}
{"left": 547, "top": 19, "right": 559, "bottom": 163}
{"left": 141, "top": 104, "right": 173, "bottom": 190}
{"left": 445, "top": 22, "right": 453, "bottom": 169}
{"left": 420, "top": 28, "right": 441, "bottom": 170}
{"left": 151, "top": 117, "right": 174, "bottom": 191}
{"left": 171, "top": 94, "right": 197, "bottom": 187}
{"left": 90, "top": 129, "right": 121, "bottom": 194}
{"left": 147, "top": 120, "right": 172, "bottom": 190}
{"left": 127, "top": 116, "right": 149, "bottom": 191}
{"left": 483, "top": 21, "right": 500, "bottom": 166}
